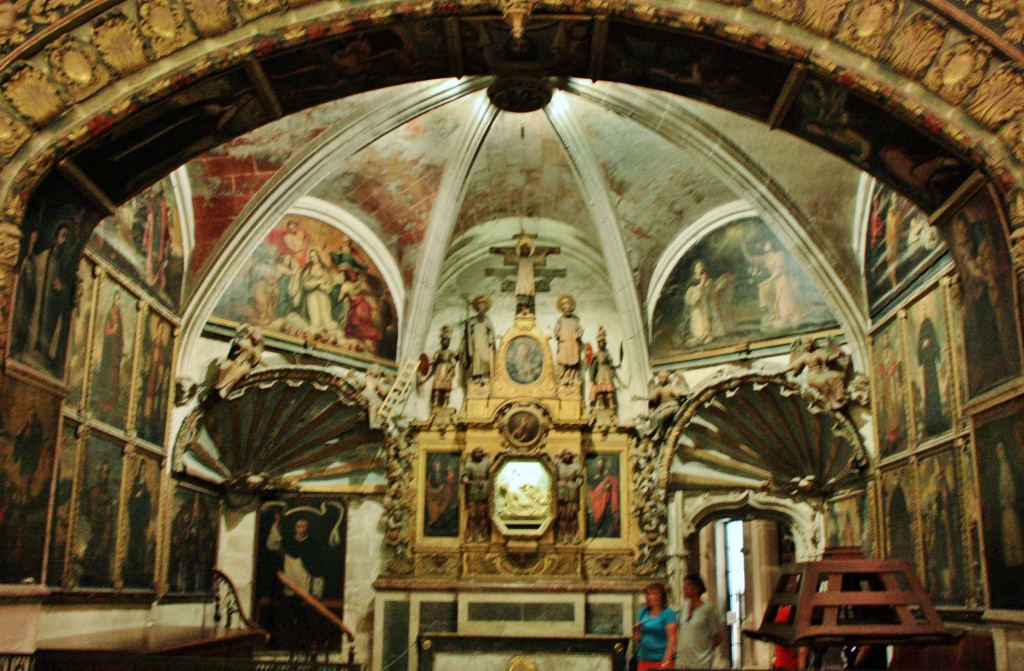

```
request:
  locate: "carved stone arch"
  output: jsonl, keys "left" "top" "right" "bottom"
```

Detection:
{"left": 171, "top": 365, "right": 382, "bottom": 503}
{"left": 678, "top": 490, "right": 824, "bottom": 563}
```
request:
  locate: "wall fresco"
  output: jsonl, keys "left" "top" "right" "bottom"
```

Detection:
{"left": 650, "top": 217, "right": 836, "bottom": 360}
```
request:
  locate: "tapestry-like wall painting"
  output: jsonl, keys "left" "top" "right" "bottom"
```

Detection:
{"left": 89, "top": 178, "right": 185, "bottom": 311}
{"left": 135, "top": 313, "right": 174, "bottom": 447}
{"left": 65, "top": 260, "right": 95, "bottom": 410}
{"left": 73, "top": 434, "right": 124, "bottom": 588}
{"left": 864, "top": 182, "right": 947, "bottom": 316}
{"left": 781, "top": 75, "right": 971, "bottom": 212}
{"left": 254, "top": 497, "right": 347, "bottom": 648}
{"left": 88, "top": 276, "right": 138, "bottom": 428}
{"left": 906, "top": 286, "right": 953, "bottom": 445}
{"left": 167, "top": 484, "right": 219, "bottom": 594}
{"left": 46, "top": 423, "right": 79, "bottom": 586}
{"left": 424, "top": 452, "right": 459, "bottom": 537}
{"left": 880, "top": 464, "right": 919, "bottom": 570}
{"left": 212, "top": 214, "right": 398, "bottom": 360}
{"left": 916, "top": 447, "right": 967, "bottom": 605}
{"left": 972, "top": 400, "right": 1024, "bottom": 610}
{"left": 122, "top": 454, "right": 161, "bottom": 590}
{"left": 870, "top": 318, "right": 909, "bottom": 459}
{"left": 0, "top": 375, "right": 61, "bottom": 583}
{"left": 586, "top": 453, "right": 621, "bottom": 539}
{"left": 825, "top": 491, "right": 871, "bottom": 557}
{"left": 937, "top": 184, "right": 1022, "bottom": 397}
{"left": 9, "top": 187, "right": 93, "bottom": 378}
{"left": 650, "top": 217, "right": 836, "bottom": 361}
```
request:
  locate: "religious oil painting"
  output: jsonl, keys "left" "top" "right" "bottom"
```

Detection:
{"left": 781, "top": 75, "right": 971, "bottom": 212}
{"left": 88, "top": 178, "right": 185, "bottom": 311}
{"left": 0, "top": 375, "right": 61, "bottom": 584}
{"left": 88, "top": 276, "right": 138, "bottom": 428}
{"left": 870, "top": 318, "right": 909, "bottom": 459}
{"left": 212, "top": 214, "right": 397, "bottom": 360}
{"left": 167, "top": 484, "right": 219, "bottom": 594}
{"left": 906, "top": 286, "right": 953, "bottom": 445}
{"left": 505, "top": 336, "right": 544, "bottom": 385}
{"left": 72, "top": 434, "right": 124, "bottom": 588}
{"left": 937, "top": 184, "right": 1021, "bottom": 397}
{"left": 9, "top": 184, "right": 92, "bottom": 378}
{"left": 47, "top": 423, "right": 79, "bottom": 586}
{"left": 917, "top": 448, "right": 967, "bottom": 605}
{"left": 825, "top": 491, "right": 871, "bottom": 557}
{"left": 122, "top": 454, "right": 162, "bottom": 590}
{"left": 880, "top": 464, "right": 919, "bottom": 570}
{"left": 650, "top": 217, "right": 836, "bottom": 361}
{"left": 864, "top": 182, "right": 948, "bottom": 316}
{"left": 505, "top": 410, "right": 542, "bottom": 448}
{"left": 65, "top": 259, "right": 95, "bottom": 410}
{"left": 254, "top": 497, "right": 347, "bottom": 649}
{"left": 972, "top": 400, "right": 1024, "bottom": 610}
{"left": 135, "top": 313, "right": 174, "bottom": 447}
{"left": 586, "top": 454, "right": 621, "bottom": 539}
{"left": 946, "top": 277, "right": 971, "bottom": 432}
{"left": 423, "top": 452, "right": 460, "bottom": 537}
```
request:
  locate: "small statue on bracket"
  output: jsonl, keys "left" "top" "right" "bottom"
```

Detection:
{"left": 419, "top": 325, "right": 459, "bottom": 409}
{"left": 213, "top": 324, "right": 264, "bottom": 399}
{"left": 554, "top": 294, "right": 583, "bottom": 384}
{"left": 586, "top": 327, "right": 621, "bottom": 411}
{"left": 555, "top": 450, "right": 583, "bottom": 543}
{"left": 461, "top": 294, "right": 496, "bottom": 385}
{"left": 463, "top": 447, "right": 493, "bottom": 543}
{"left": 635, "top": 371, "right": 689, "bottom": 439}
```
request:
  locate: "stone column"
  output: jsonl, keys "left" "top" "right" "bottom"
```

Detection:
{"left": 0, "top": 220, "right": 21, "bottom": 368}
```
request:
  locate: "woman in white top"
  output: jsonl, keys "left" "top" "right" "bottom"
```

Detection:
{"left": 677, "top": 574, "right": 724, "bottom": 669}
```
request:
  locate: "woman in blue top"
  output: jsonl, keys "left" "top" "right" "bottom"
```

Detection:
{"left": 633, "top": 582, "right": 678, "bottom": 670}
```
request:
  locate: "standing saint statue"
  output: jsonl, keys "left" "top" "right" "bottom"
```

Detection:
{"left": 461, "top": 295, "right": 495, "bottom": 385}
{"left": 554, "top": 295, "right": 583, "bottom": 384}
{"left": 419, "top": 325, "right": 459, "bottom": 408}
{"left": 489, "top": 234, "right": 560, "bottom": 315}
{"left": 463, "top": 447, "right": 493, "bottom": 543}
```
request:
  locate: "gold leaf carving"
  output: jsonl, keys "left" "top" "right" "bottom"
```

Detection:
{"left": 752, "top": 0, "right": 802, "bottom": 22}
{"left": 836, "top": 0, "right": 901, "bottom": 58}
{"left": 2, "top": 64, "right": 66, "bottom": 126}
{"left": 0, "top": 0, "right": 32, "bottom": 50}
{"left": 884, "top": 12, "right": 946, "bottom": 80}
{"left": 0, "top": 108, "right": 31, "bottom": 159}
{"left": 92, "top": 12, "right": 150, "bottom": 76}
{"left": 800, "top": 0, "right": 849, "bottom": 35}
{"left": 234, "top": 0, "right": 283, "bottom": 22}
{"left": 28, "top": 0, "right": 80, "bottom": 25}
{"left": 47, "top": 37, "right": 112, "bottom": 102}
{"left": 583, "top": 553, "right": 632, "bottom": 577}
{"left": 965, "top": 64, "right": 1024, "bottom": 129}
{"left": 0, "top": 221, "right": 20, "bottom": 267}
{"left": 923, "top": 38, "right": 990, "bottom": 105}
{"left": 414, "top": 552, "right": 460, "bottom": 577}
{"left": 138, "top": 0, "right": 197, "bottom": 58}
{"left": 185, "top": 0, "right": 236, "bottom": 37}
{"left": 999, "top": 114, "right": 1024, "bottom": 165}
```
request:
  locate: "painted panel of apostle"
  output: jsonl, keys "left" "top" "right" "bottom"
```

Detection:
{"left": 650, "top": 217, "right": 836, "bottom": 361}
{"left": 871, "top": 318, "right": 909, "bottom": 458}
{"left": 122, "top": 455, "right": 162, "bottom": 589}
{"left": 424, "top": 452, "right": 460, "bottom": 537}
{"left": 167, "top": 485, "right": 219, "bottom": 594}
{"left": 213, "top": 215, "right": 398, "bottom": 360}
{"left": 906, "top": 287, "right": 953, "bottom": 444}
{"left": 0, "top": 375, "right": 61, "bottom": 583}
{"left": 89, "top": 178, "right": 185, "bottom": 311}
{"left": 46, "top": 424, "right": 79, "bottom": 586}
{"left": 973, "top": 402, "right": 1024, "bottom": 610}
{"left": 880, "top": 464, "right": 919, "bottom": 569}
{"left": 917, "top": 448, "right": 967, "bottom": 605}
{"left": 88, "top": 277, "right": 138, "bottom": 428}
{"left": 864, "top": 183, "right": 947, "bottom": 317}
{"left": 73, "top": 435, "right": 124, "bottom": 588}
{"left": 586, "top": 454, "right": 621, "bottom": 539}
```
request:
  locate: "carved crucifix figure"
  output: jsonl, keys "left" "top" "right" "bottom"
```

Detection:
{"left": 488, "top": 233, "right": 561, "bottom": 315}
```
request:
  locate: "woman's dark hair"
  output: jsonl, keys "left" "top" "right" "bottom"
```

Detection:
{"left": 644, "top": 582, "right": 669, "bottom": 607}
{"left": 683, "top": 573, "right": 707, "bottom": 595}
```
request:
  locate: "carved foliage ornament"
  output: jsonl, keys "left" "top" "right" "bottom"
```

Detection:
{"left": 836, "top": 0, "right": 901, "bottom": 58}
{"left": 184, "top": 0, "right": 237, "bottom": 37}
{"left": 235, "top": 0, "right": 284, "bottom": 23}
{"left": 92, "top": 11, "right": 150, "bottom": 76}
{"left": 800, "top": 0, "right": 850, "bottom": 35}
{"left": 1, "top": 62, "right": 67, "bottom": 126}
{"left": 965, "top": 63, "right": 1024, "bottom": 128}
{"left": 999, "top": 114, "right": 1024, "bottom": 165}
{"left": 138, "top": 0, "right": 197, "bottom": 58}
{"left": 752, "top": 0, "right": 802, "bottom": 22}
{"left": 0, "top": 0, "right": 32, "bottom": 50}
{"left": 923, "top": 37, "right": 990, "bottom": 105}
{"left": 884, "top": 11, "right": 947, "bottom": 80}
{"left": 47, "top": 37, "right": 113, "bottom": 102}
{"left": 0, "top": 106, "right": 30, "bottom": 159}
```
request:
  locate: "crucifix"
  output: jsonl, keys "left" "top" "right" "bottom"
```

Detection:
{"left": 487, "top": 233, "right": 563, "bottom": 315}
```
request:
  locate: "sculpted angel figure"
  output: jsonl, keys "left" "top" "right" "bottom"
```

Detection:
{"left": 635, "top": 371, "right": 689, "bottom": 438}
{"left": 214, "top": 324, "right": 264, "bottom": 398}
{"left": 787, "top": 336, "right": 850, "bottom": 410}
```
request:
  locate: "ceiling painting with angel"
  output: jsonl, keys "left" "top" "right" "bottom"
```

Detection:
{"left": 650, "top": 217, "right": 837, "bottom": 362}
